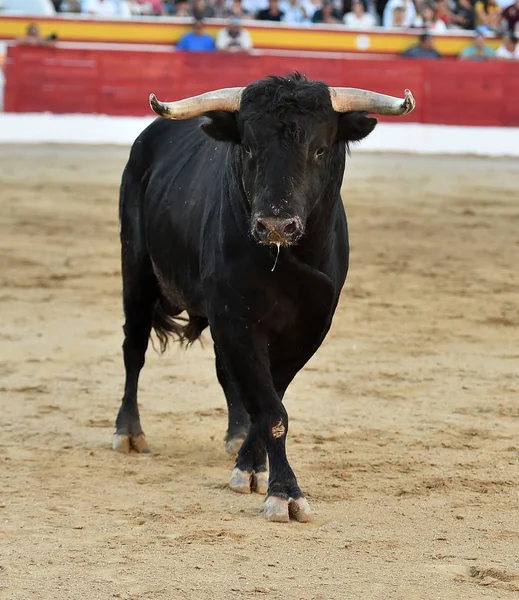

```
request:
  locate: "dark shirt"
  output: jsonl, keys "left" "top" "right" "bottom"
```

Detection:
{"left": 256, "top": 8, "right": 285, "bottom": 21}
{"left": 256, "top": 8, "right": 284, "bottom": 19}
{"left": 312, "top": 8, "right": 343, "bottom": 22}
{"left": 401, "top": 44, "right": 442, "bottom": 58}
{"left": 503, "top": 4, "right": 519, "bottom": 31}
{"left": 190, "top": 5, "right": 216, "bottom": 18}
{"left": 455, "top": 2, "right": 475, "bottom": 30}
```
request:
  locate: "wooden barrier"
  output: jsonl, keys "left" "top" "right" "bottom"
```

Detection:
{"left": 0, "top": 14, "right": 498, "bottom": 58}
{"left": 5, "top": 44, "right": 519, "bottom": 127}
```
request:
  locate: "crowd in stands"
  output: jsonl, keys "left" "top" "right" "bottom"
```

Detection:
{"left": 17, "top": 0, "right": 519, "bottom": 60}
{"left": 169, "top": 14, "right": 517, "bottom": 57}
{"left": 50, "top": 0, "right": 519, "bottom": 40}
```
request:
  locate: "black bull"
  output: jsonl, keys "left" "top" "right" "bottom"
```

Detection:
{"left": 113, "top": 74, "right": 415, "bottom": 522}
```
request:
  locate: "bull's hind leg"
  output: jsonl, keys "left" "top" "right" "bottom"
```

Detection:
{"left": 114, "top": 163, "right": 159, "bottom": 454}
{"left": 215, "top": 345, "right": 267, "bottom": 494}
{"left": 215, "top": 346, "right": 250, "bottom": 456}
{"left": 113, "top": 262, "right": 158, "bottom": 454}
{"left": 229, "top": 424, "right": 269, "bottom": 496}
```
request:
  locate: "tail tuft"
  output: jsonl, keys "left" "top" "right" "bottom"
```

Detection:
{"left": 151, "top": 297, "right": 207, "bottom": 353}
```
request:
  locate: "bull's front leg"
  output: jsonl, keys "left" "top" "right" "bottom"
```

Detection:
{"left": 210, "top": 317, "right": 311, "bottom": 523}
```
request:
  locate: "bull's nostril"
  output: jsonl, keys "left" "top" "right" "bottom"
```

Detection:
{"left": 255, "top": 221, "right": 268, "bottom": 235}
{"left": 283, "top": 221, "right": 298, "bottom": 236}
{"left": 253, "top": 216, "right": 301, "bottom": 243}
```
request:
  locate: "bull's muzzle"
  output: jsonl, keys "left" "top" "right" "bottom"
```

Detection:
{"left": 252, "top": 215, "right": 303, "bottom": 246}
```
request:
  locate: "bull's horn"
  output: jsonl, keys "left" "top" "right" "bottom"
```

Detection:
{"left": 149, "top": 87, "right": 244, "bottom": 120}
{"left": 330, "top": 88, "right": 415, "bottom": 116}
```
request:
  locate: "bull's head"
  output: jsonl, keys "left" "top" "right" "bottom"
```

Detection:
{"left": 149, "top": 75, "right": 415, "bottom": 248}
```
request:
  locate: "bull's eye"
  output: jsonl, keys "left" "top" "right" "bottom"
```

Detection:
{"left": 314, "top": 148, "right": 325, "bottom": 159}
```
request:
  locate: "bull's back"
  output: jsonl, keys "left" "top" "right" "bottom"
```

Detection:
{"left": 129, "top": 117, "right": 230, "bottom": 200}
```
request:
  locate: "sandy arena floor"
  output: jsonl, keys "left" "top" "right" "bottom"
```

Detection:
{"left": 1, "top": 144, "right": 518, "bottom": 599}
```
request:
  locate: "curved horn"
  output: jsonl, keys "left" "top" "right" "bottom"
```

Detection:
{"left": 330, "top": 88, "right": 415, "bottom": 116}
{"left": 149, "top": 87, "right": 244, "bottom": 120}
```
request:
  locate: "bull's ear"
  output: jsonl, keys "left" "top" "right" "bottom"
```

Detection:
{"left": 201, "top": 111, "right": 240, "bottom": 143}
{"left": 337, "top": 112, "right": 377, "bottom": 143}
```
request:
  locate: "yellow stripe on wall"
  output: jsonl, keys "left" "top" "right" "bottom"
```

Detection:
{"left": 0, "top": 17, "right": 499, "bottom": 55}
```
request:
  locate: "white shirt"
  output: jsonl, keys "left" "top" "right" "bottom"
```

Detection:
{"left": 300, "top": 0, "right": 319, "bottom": 19}
{"left": 382, "top": 0, "right": 416, "bottom": 27}
{"left": 495, "top": 43, "right": 519, "bottom": 58}
{"left": 343, "top": 11, "right": 376, "bottom": 28}
{"left": 241, "top": 0, "right": 269, "bottom": 14}
{"left": 83, "top": 0, "right": 117, "bottom": 15}
{"left": 413, "top": 15, "right": 447, "bottom": 30}
{"left": 280, "top": 0, "right": 310, "bottom": 22}
{"left": 216, "top": 28, "right": 253, "bottom": 51}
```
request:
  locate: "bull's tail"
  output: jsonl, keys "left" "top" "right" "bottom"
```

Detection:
{"left": 151, "top": 296, "right": 207, "bottom": 353}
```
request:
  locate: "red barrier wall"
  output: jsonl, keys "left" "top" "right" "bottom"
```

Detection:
{"left": 5, "top": 44, "right": 519, "bottom": 127}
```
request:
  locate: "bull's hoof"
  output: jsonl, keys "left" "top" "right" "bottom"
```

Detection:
{"left": 113, "top": 432, "right": 150, "bottom": 454}
{"left": 230, "top": 468, "right": 251, "bottom": 494}
{"left": 229, "top": 468, "right": 269, "bottom": 495}
{"left": 288, "top": 497, "right": 312, "bottom": 523}
{"left": 264, "top": 496, "right": 289, "bottom": 522}
{"left": 264, "top": 496, "right": 312, "bottom": 523}
{"left": 252, "top": 471, "right": 269, "bottom": 495}
{"left": 225, "top": 433, "right": 247, "bottom": 456}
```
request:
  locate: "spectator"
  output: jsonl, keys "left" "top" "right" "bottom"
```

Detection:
{"left": 303, "top": 0, "right": 323, "bottom": 20}
{"left": 435, "top": 0, "right": 454, "bottom": 27}
{"left": 343, "top": 0, "right": 377, "bottom": 27}
{"left": 495, "top": 31, "right": 519, "bottom": 56}
{"left": 229, "top": 0, "right": 252, "bottom": 18}
{"left": 213, "top": 0, "right": 234, "bottom": 17}
{"left": 148, "top": 0, "right": 165, "bottom": 14}
{"left": 312, "top": 0, "right": 342, "bottom": 23}
{"left": 162, "top": 0, "right": 174, "bottom": 13}
{"left": 83, "top": 0, "right": 117, "bottom": 15}
{"left": 58, "top": 0, "right": 82, "bottom": 10}
{"left": 190, "top": 0, "right": 216, "bottom": 18}
{"left": 390, "top": 4, "right": 406, "bottom": 25}
{"left": 16, "top": 23, "right": 57, "bottom": 46}
{"left": 176, "top": 18, "right": 216, "bottom": 51}
{"left": 401, "top": 31, "right": 442, "bottom": 56}
{"left": 52, "top": 0, "right": 70, "bottom": 9}
{"left": 474, "top": 0, "right": 502, "bottom": 32}
{"left": 331, "top": 0, "right": 345, "bottom": 14}
{"left": 216, "top": 17, "right": 254, "bottom": 50}
{"left": 503, "top": 0, "right": 519, "bottom": 33}
{"left": 129, "top": 0, "right": 164, "bottom": 14}
{"left": 226, "top": 0, "right": 253, "bottom": 20}
{"left": 257, "top": 0, "right": 285, "bottom": 19}
{"left": 451, "top": 0, "right": 475, "bottom": 30}
{"left": 413, "top": 3, "right": 448, "bottom": 30}
{"left": 242, "top": 0, "right": 269, "bottom": 14}
{"left": 459, "top": 30, "right": 496, "bottom": 59}
{"left": 383, "top": 0, "right": 417, "bottom": 27}
{"left": 170, "top": 0, "right": 190, "bottom": 15}
{"left": 280, "top": 0, "right": 311, "bottom": 23}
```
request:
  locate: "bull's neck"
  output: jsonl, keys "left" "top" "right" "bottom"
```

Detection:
{"left": 296, "top": 180, "right": 344, "bottom": 267}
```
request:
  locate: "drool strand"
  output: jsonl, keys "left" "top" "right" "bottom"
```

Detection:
{"left": 271, "top": 243, "right": 281, "bottom": 272}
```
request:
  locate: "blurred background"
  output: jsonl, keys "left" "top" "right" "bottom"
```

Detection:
{"left": 0, "top": 0, "right": 518, "bottom": 123}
